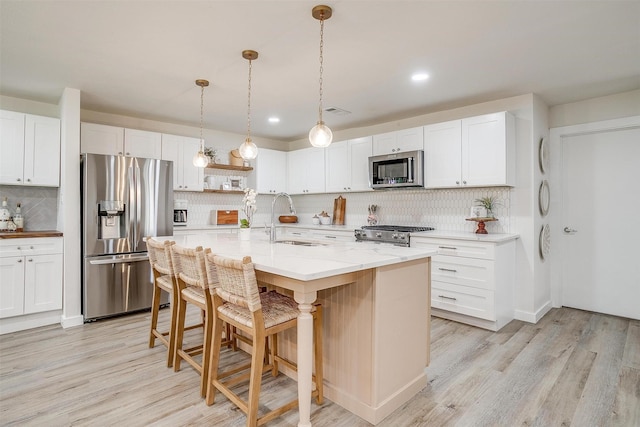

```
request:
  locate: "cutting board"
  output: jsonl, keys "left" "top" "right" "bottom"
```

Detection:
{"left": 332, "top": 196, "right": 346, "bottom": 225}
{"left": 216, "top": 210, "right": 238, "bottom": 225}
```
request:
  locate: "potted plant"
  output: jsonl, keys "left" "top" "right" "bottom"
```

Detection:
{"left": 203, "top": 146, "right": 217, "bottom": 164}
{"left": 474, "top": 196, "right": 500, "bottom": 218}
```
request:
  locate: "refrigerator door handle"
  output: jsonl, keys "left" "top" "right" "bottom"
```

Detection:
{"left": 89, "top": 254, "right": 149, "bottom": 265}
{"left": 122, "top": 262, "right": 131, "bottom": 312}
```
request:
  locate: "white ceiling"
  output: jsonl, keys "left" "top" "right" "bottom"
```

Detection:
{"left": 1, "top": 1, "right": 639, "bottom": 144}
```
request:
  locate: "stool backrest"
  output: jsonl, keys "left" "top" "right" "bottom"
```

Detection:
{"left": 170, "top": 244, "right": 209, "bottom": 290}
{"left": 208, "top": 255, "right": 261, "bottom": 313}
{"left": 147, "top": 238, "right": 176, "bottom": 277}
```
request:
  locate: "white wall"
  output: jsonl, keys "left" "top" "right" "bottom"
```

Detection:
{"left": 549, "top": 89, "right": 640, "bottom": 128}
{"left": 58, "top": 88, "right": 83, "bottom": 328}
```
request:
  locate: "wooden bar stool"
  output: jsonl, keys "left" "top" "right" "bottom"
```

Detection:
{"left": 146, "top": 237, "right": 179, "bottom": 367}
{"left": 170, "top": 244, "right": 216, "bottom": 398}
{"left": 205, "top": 254, "right": 323, "bottom": 427}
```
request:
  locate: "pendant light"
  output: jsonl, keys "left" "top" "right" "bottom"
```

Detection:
{"left": 238, "top": 50, "right": 259, "bottom": 160}
{"left": 309, "top": 4, "right": 333, "bottom": 148}
{"left": 193, "top": 79, "right": 210, "bottom": 167}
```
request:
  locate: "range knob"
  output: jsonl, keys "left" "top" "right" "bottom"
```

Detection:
{"left": 375, "top": 232, "right": 383, "bottom": 238}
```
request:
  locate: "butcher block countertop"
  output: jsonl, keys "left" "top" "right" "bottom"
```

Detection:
{"left": 0, "top": 230, "right": 63, "bottom": 239}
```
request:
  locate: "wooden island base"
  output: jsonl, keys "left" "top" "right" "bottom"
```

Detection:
{"left": 257, "top": 257, "right": 431, "bottom": 425}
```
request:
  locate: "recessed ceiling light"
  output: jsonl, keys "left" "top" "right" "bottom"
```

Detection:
{"left": 268, "top": 117, "right": 280, "bottom": 124}
{"left": 411, "top": 73, "right": 429, "bottom": 82}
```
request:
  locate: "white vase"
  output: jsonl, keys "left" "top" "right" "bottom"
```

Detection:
{"left": 239, "top": 228, "right": 251, "bottom": 241}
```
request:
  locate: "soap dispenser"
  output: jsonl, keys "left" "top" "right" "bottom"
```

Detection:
{"left": 14, "top": 203, "right": 24, "bottom": 232}
{"left": 0, "top": 197, "right": 10, "bottom": 231}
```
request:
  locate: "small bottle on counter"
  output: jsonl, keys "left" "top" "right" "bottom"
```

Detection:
{"left": 0, "top": 197, "right": 10, "bottom": 231}
{"left": 14, "top": 203, "right": 24, "bottom": 232}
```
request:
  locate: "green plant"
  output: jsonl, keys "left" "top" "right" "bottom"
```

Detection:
{"left": 475, "top": 196, "right": 501, "bottom": 214}
{"left": 203, "top": 146, "right": 216, "bottom": 158}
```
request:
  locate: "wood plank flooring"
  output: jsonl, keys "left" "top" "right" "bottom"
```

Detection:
{"left": 1, "top": 307, "right": 638, "bottom": 426}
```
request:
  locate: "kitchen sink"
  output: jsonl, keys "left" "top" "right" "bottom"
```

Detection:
{"left": 275, "top": 240, "right": 324, "bottom": 246}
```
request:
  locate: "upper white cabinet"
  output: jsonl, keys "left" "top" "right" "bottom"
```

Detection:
{"left": 0, "top": 110, "right": 61, "bottom": 187}
{"left": 247, "top": 148, "right": 287, "bottom": 194}
{"left": 372, "top": 126, "right": 423, "bottom": 155}
{"left": 424, "top": 112, "right": 515, "bottom": 188}
{"left": 287, "top": 147, "right": 325, "bottom": 194}
{"left": 325, "top": 136, "right": 372, "bottom": 192}
{"left": 81, "top": 123, "right": 162, "bottom": 159}
{"left": 424, "top": 119, "right": 463, "bottom": 188}
{"left": 161, "top": 134, "right": 204, "bottom": 192}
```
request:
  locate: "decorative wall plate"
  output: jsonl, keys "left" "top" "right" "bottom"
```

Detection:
{"left": 539, "top": 180, "right": 550, "bottom": 217}
{"left": 539, "top": 224, "right": 551, "bottom": 260}
{"left": 539, "top": 137, "right": 549, "bottom": 174}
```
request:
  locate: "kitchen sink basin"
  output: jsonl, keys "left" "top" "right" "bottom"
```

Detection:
{"left": 275, "top": 240, "right": 324, "bottom": 246}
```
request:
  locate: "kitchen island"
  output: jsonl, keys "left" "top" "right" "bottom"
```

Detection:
{"left": 161, "top": 230, "right": 436, "bottom": 426}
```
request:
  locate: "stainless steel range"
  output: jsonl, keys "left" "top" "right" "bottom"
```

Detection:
{"left": 354, "top": 225, "right": 434, "bottom": 247}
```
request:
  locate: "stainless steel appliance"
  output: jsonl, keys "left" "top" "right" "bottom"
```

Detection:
{"left": 81, "top": 153, "right": 173, "bottom": 321}
{"left": 354, "top": 225, "right": 434, "bottom": 247}
{"left": 369, "top": 150, "right": 425, "bottom": 189}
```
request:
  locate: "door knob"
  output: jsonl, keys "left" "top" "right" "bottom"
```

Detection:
{"left": 564, "top": 227, "right": 577, "bottom": 233}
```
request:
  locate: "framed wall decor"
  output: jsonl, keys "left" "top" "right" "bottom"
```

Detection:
{"left": 539, "top": 180, "right": 550, "bottom": 217}
{"left": 539, "top": 224, "right": 551, "bottom": 260}
{"left": 539, "top": 137, "right": 549, "bottom": 174}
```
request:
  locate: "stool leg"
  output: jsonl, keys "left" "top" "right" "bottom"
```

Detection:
{"left": 149, "top": 282, "right": 161, "bottom": 348}
{"left": 173, "top": 295, "right": 187, "bottom": 372}
{"left": 247, "top": 329, "right": 266, "bottom": 427}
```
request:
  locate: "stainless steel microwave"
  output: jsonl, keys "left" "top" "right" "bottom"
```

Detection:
{"left": 369, "top": 150, "right": 424, "bottom": 189}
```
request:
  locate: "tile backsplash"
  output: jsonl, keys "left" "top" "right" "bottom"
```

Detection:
{"left": 179, "top": 187, "right": 511, "bottom": 234}
{"left": 0, "top": 186, "right": 59, "bottom": 231}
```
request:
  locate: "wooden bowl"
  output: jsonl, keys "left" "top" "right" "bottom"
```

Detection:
{"left": 279, "top": 215, "right": 298, "bottom": 223}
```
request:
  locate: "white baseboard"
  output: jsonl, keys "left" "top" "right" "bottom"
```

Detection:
{"left": 514, "top": 301, "right": 552, "bottom": 324}
{"left": 0, "top": 310, "right": 62, "bottom": 335}
{"left": 61, "top": 314, "right": 84, "bottom": 329}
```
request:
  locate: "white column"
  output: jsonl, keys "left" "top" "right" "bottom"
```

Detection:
{"left": 294, "top": 290, "right": 317, "bottom": 427}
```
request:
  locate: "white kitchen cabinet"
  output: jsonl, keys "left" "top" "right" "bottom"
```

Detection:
{"left": 424, "top": 112, "right": 515, "bottom": 188}
{"left": 424, "top": 119, "right": 462, "bottom": 188}
{"left": 325, "top": 136, "right": 373, "bottom": 193}
{"left": 0, "top": 237, "right": 63, "bottom": 319}
{"left": 161, "top": 133, "right": 204, "bottom": 192}
{"left": 0, "top": 110, "right": 61, "bottom": 187}
{"left": 81, "top": 123, "right": 162, "bottom": 158}
{"left": 287, "top": 147, "right": 325, "bottom": 194}
{"left": 412, "top": 236, "right": 515, "bottom": 331}
{"left": 247, "top": 148, "right": 287, "bottom": 194}
{"left": 372, "top": 126, "right": 423, "bottom": 156}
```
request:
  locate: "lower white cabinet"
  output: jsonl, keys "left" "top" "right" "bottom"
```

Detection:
{"left": 412, "top": 236, "right": 515, "bottom": 331}
{"left": 0, "top": 237, "right": 63, "bottom": 319}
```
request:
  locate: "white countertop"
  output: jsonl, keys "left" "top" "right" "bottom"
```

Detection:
{"left": 411, "top": 230, "right": 519, "bottom": 243}
{"left": 173, "top": 223, "right": 519, "bottom": 243}
{"left": 157, "top": 230, "right": 436, "bottom": 282}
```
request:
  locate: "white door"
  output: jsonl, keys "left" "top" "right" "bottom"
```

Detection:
{"left": 562, "top": 125, "right": 640, "bottom": 319}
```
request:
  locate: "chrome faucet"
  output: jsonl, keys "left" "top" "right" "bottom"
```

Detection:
{"left": 270, "top": 192, "right": 296, "bottom": 242}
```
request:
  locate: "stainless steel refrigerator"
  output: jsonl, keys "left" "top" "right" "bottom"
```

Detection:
{"left": 81, "top": 153, "right": 173, "bottom": 321}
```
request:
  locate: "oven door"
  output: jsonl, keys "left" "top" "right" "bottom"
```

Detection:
{"left": 369, "top": 150, "right": 424, "bottom": 189}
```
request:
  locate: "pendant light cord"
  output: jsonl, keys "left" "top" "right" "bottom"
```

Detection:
{"left": 199, "top": 84, "right": 205, "bottom": 150}
{"left": 318, "top": 16, "right": 325, "bottom": 123}
{"left": 247, "top": 58, "right": 252, "bottom": 141}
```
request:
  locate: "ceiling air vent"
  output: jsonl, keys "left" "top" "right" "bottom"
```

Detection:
{"left": 324, "top": 106, "right": 351, "bottom": 116}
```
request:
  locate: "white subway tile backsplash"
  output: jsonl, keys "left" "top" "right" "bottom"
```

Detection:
{"left": 179, "top": 187, "right": 511, "bottom": 234}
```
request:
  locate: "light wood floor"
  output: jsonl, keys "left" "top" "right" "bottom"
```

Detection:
{"left": 1, "top": 307, "right": 638, "bottom": 426}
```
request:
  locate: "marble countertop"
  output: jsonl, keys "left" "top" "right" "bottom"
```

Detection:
{"left": 157, "top": 230, "right": 436, "bottom": 282}
{"left": 174, "top": 223, "right": 519, "bottom": 243}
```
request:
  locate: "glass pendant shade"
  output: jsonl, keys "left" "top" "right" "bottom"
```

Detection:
{"left": 239, "top": 138, "right": 258, "bottom": 160}
{"left": 193, "top": 146, "right": 209, "bottom": 167}
{"left": 309, "top": 121, "right": 333, "bottom": 148}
